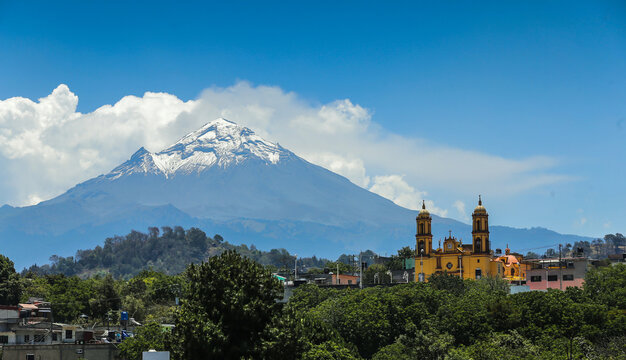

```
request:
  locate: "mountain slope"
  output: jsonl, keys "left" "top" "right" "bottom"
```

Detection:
{"left": 0, "top": 118, "right": 594, "bottom": 268}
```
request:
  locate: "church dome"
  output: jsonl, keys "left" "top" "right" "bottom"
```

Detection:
{"left": 473, "top": 195, "right": 487, "bottom": 214}
{"left": 418, "top": 200, "right": 430, "bottom": 217}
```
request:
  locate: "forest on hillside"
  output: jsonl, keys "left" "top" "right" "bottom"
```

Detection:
{"left": 23, "top": 226, "right": 625, "bottom": 280}
{"left": 525, "top": 233, "right": 625, "bottom": 260}
{"left": 23, "top": 226, "right": 329, "bottom": 278}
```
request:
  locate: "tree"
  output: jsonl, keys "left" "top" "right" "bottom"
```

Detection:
{"left": 363, "top": 263, "right": 391, "bottom": 284}
{"left": 456, "top": 330, "right": 540, "bottom": 360}
{"left": 584, "top": 264, "right": 626, "bottom": 309}
{"left": 0, "top": 254, "right": 22, "bottom": 305}
{"left": 525, "top": 251, "right": 540, "bottom": 259}
{"left": 46, "top": 275, "right": 93, "bottom": 322}
{"left": 169, "top": 251, "right": 283, "bottom": 359}
{"left": 301, "top": 341, "right": 360, "bottom": 360}
{"left": 185, "top": 227, "right": 208, "bottom": 253}
{"left": 325, "top": 261, "right": 353, "bottom": 275}
{"left": 604, "top": 233, "right": 626, "bottom": 255}
{"left": 118, "top": 322, "right": 170, "bottom": 360}
{"left": 372, "top": 322, "right": 453, "bottom": 360}
{"left": 427, "top": 272, "right": 466, "bottom": 296}
{"left": 544, "top": 248, "right": 557, "bottom": 258}
{"left": 397, "top": 246, "right": 414, "bottom": 259}
{"left": 89, "top": 275, "right": 121, "bottom": 320}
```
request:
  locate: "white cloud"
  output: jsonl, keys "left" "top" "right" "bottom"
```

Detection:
{"left": 369, "top": 175, "right": 426, "bottom": 211}
{"left": 0, "top": 84, "right": 197, "bottom": 204}
{"left": 306, "top": 153, "right": 370, "bottom": 188}
{"left": 0, "top": 82, "right": 571, "bottom": 215}
{"left": 579, "top": 217, "right": 588, "bottom": 225}
{"left": 367, "top": 175, "right": 448, "bottom": 217}
{"left": 453, "top": 200, "right": 469, "bottom": 221}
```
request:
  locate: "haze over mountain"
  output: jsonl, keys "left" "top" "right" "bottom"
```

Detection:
{"left": 0, "top": 118, "right": 592, "bottom": 269}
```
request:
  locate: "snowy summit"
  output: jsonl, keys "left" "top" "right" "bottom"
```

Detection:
{"left": 108, "top": 118, "right": 291, "bottom": 179}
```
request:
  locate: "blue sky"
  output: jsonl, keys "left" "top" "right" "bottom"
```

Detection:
{"left": 0, "top": 1, "right": 624, "bottom": 238}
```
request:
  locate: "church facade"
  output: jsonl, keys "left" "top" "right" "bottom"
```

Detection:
{"left": 415, "top": 196, "right": 503, "bottom": 281}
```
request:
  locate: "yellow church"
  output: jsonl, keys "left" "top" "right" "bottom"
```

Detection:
{"left": 415, "top": 196, "right": 503, "bottom": 281}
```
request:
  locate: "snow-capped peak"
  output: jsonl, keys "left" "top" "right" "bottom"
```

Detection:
{"left": 107, "top": 118, "right": 292, "bottom": 179}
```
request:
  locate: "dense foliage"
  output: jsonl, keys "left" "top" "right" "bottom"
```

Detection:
{"left": 2, "top": 245, "right": 625, "bottom": 359}
{"left": 119, "top": 262, "right": 626, "bottom": 360}
{"left": 23, "top": 226, "right": 328, "bottom": 278}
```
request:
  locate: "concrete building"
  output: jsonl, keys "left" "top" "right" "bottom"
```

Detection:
{"left": 2, "top": 343, "right": 118, "bottom": 360}
{"left": 524, "top": 257, "right": 588, "bottom": 290}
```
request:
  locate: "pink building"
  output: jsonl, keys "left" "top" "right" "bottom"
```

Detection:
{"left": 524, "top": 257, "right": 588, "bottom": 291}
{"left": 331, "top": 274, "right": 359, "bottom": 285}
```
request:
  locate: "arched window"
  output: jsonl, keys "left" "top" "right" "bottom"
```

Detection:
{"left": 475, "top": 238, "right": 482, "bottom": 252}
{"left": 476, "top": 220, "right": 481, "bottom": 231}
{"left": 427, "top": 223, "right": 431, "bottom": 234}
{"left": 418, "top": 240, "right": 425, "bottom": 254}
{"left": 419, "top": 223, "right": 424, "bottom": 234}
{"left": 475, "top": 268, "right": 482, "bottom": 279}
{"left": 511, "top": 268, "right": 515, "bottom": 276}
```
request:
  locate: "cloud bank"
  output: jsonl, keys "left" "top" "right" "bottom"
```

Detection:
{"left": 0, "top": 82, "right": 571, "bottom": 219}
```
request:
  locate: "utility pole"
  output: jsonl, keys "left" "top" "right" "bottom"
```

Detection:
{"left": 543, "top": 260, "right": 550, "bottom": 290}
{"left": 336, "top": 263, "right": 339, "bottom": 285}
{"left": 49, "top": 307, "right": 53, "bottom": 344}
{"left": 359, "top": 252, "right": 363, "bottom": 289}
{"left": 559, "top": 245, "right": 563, "bottom": 291}
{"left": 294, "top": 254, "right": 298, "bottom": 280}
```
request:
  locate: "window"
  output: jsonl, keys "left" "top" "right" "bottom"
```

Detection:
{"left": 52, "top": 333, "right": 58, "bottom": 341}
{"left": 419, "top": 223, "right": 424, "bottom": 234}
{"left": 548, "top": 275, "right": 558, "bottom": 282}
{"left": 348, "top": 280, "right": 352, "bottom": 285}
{"left": 26, "top": 355, "right": 35, "bottom": 360}
{"left": 475, "top": 269, "right": 482, "bottom": 279}
{"left": 65, "top": 330, "right": 73, "bottom": 339}
{"left": 34, "top": 334, "right": 45, "bottom": 343}
{"left": 530, "top": 275, "right": 542, "bottom": 282}
{"left": 0, "top": 335, "right": 8, "bottom": 344}
{"left": 511, "top": 269, "right": 515, "bottom": 276}
{"left": 476, "top": 220, "right": 480, "bottom": 231}
{"left": 475, "top": 238, "right": 481, "bottom": 252}
{"left": 563, "top": 274, "right": 574, "bottom": 281}
{"left": 24, "top": 334, "right": 30, "bottom": 343}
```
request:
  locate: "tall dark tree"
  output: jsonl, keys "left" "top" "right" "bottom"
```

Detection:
{"left": 0, "top": 254, "right": 22, "bottom": 305}
{"left": 169, "top": 251, "right": 283, "bottom": 359}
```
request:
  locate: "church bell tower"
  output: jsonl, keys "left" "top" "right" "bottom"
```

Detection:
{"left": 416, "top": 201, "right": 433, "bottom": 256}
{"left": 472, "top": 195, "right": 490, "bottom": 253}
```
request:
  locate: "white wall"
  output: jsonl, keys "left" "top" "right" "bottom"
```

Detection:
{"left": 142, "top": 351, "right": 170, "bottom": 360}
{"left": 0, "top": 309, "right": 19, "bottom": 322}
{"left": 0, "top": 331, "right": 17, "bottom": 345}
